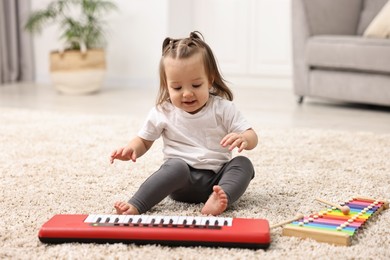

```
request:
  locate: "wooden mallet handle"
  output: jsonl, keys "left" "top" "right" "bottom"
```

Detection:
{"left": 315, "top": 198, "right": 350, "bottom": 215}
{"left": 270, "top": 213, "right": 304, "bottom": 229}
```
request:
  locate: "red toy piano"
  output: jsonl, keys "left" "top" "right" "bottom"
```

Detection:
{"left": 38, "top": 214, "right": 270, "bottom": 249}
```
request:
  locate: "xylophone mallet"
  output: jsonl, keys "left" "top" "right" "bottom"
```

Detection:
{"left": 315, "top": 198, "right": 350, "bottom": 215}
{"left": 270, "top": 214, "right": 304, "bottom": 229}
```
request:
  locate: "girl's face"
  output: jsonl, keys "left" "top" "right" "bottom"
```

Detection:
{"left": 164, "top": 52, "right": 212, "bottom": 114}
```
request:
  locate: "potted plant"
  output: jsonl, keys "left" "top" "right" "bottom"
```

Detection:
{"left": 25, "top": 0, "right": 117, "bottom": 95}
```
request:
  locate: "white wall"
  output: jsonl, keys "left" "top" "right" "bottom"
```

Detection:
{"left": 193, "top": 0, "right": 292, "bottom": 88}
{"left": 31, "top": 0, "right": 292, "bottom": 89}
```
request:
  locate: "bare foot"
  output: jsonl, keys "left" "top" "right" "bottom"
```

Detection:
{"left": 201, "top": 185, "right": 228, "bottom": 216}
{"left": 114, "top": 201, "right": 139, "bottom": 215}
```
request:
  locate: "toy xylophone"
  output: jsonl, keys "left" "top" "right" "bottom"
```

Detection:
{"left": 38, "top": 214, "right": 270, "bottom": 249}
{"left": 282, "top": 197, "right": 389, "bottom": 246}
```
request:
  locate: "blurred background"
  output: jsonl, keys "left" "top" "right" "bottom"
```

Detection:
{"left": 1, "top": 0, "right": 389, "bottom": 133}
{"left": 3, "top": 0, "right": 292, "bottom": 89}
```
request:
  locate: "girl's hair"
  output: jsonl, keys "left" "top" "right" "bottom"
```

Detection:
{"left": 156, "top": 31, "right": 233, "bottom": 106}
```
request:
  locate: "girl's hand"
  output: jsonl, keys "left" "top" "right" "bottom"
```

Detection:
{"left": 110, "top": 137, "right": 154, "bottom": 164}
{"left": 110, "top": 146, "right": 137, "bottom": 164}
{"left": 220, "top": 132, "right": 248, "bottom": 153}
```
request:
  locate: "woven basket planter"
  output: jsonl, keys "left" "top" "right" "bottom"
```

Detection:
{"left": 50, "top": 49, "right": 106, "bottom": 95}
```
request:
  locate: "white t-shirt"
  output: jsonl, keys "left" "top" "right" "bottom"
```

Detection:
{"left": 138, "top": 95, "right": 252, "bottom": 172}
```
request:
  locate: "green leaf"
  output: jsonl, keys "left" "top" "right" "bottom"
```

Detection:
{"left": 24, "top": 0, "right": 117, "bottom": 51}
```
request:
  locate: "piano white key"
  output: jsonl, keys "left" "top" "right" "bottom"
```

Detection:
{"left": 214, "top": 217, "right": 223, "bottom": 226}
{"left": 169, "top": 216, "right": 179, "bottom": 225}
{"left": 122, "top": 215, "right": 132, "bottom": 224}
{"left": 215, "top": 217, "right": 225, "bottom": 226}
{"left": 146, "top": 215, "right": 156, "bottom": 225}
{"left": 108, "top": 215, "right": 121, "bottom": 224}
{"left": 209, "top": 217, "right": 218, "bottom": 226}
{"left": 161, "top": 216, "right": 168, "bottom": 225}
{"left": 105, "top": 215, "right": 115, "bottom": 224}
{"left": 200, "top": 217, "right": 210, "bottom": 225}
{"left": 224, "top": 218, "right": 233, "bottom": 226}
{"left": 96, "top": 215, "right": 107, "bottom": 223}
{"left": 116, "top": 215, "right": 127, "bottom": 224}
{"left": 183, "top": 216, "right": 194, "bottom": 225}
{"left": 95, "top": 215, "right": 104, "bottom": 222}
{"left": 162, "top": 216, "right": 174, "bottom": 225}
{"left": 160, "top": 216, "right": 166, "bottom": 224}
{"left": 125, "top": 215, "right": 139, "bottom": 224}
{"left": 84, "top": 214, "right": 98, "bottom": 223}
{"left": 131, "top": 215, "right": 142, "bottom": 224}
{"left": 117, "top": 215, "right": 125, "bottom": 223}
{"left": 206, "top": 217, "right": 217, "bottom": 226}
{"left": 216, "top": 217, "right": 224, "bottom": 226}
{"left": 140, "top": 215, "right": 152, "bottom": 225}
{"left": 193, "top": 217, "right": 203, "bottom": 226}
{"left": 177, "top": 216, "right": 188, "bottom": 225}
{"left": 150, "top": 215, "right": 163, "bottom": 225}
{"left": 103, "top": 215, "right": 117, "bottom": 224}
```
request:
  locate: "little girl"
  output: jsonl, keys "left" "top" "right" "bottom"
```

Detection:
{"left": 110, "top": 31, "right": 258, "bottom": 216}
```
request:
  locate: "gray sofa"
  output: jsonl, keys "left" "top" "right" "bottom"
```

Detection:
{"left": 292, "top": 0, "right": 390, "bottom": 106}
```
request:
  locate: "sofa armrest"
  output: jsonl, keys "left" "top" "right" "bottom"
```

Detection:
{"left": 291, "top": 0, "right": 363, "bottom": 96}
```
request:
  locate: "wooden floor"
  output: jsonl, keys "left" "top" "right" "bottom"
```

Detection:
{"left": 1, "top": 83, "right": 389, "bottom": 134}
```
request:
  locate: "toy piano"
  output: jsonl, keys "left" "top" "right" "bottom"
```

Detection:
{"left": 38, "top": 214, "right": 271, "bottom": 249}
{"left": 282, "top": 197, "right": 389, "bottom": 246}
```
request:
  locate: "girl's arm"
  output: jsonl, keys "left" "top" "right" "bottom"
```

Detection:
{"left": 110, "top": 137, "right": 154, "bottom": 164}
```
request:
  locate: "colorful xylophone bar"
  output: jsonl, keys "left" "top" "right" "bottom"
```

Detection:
{"left": 282, "top": 196, "right": 389, "bottom": 246}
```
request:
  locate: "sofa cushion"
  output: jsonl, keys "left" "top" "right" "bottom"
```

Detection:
{"left": 357, "top": 0, "right": 388, "bottom": 34}
{"left": 304, "top": 0, "right": 362, "bottom": 35}
{"left": 364, "top": 0, "right": 390, "bottom": 38}
{"left": 305, "top": 35, "right": 390, "bottom": 74}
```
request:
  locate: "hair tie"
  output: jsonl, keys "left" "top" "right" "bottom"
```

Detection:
{"left": 189, "top": 31, "right": 203, "bottom": 41}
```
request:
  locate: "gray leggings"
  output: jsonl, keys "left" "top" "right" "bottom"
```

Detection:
{"left": 128, "top": 156, "right": 255, "bottom": 214}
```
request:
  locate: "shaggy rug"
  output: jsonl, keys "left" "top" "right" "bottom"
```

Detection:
{"left": 1, "top": 107, "right": 389, "bottom": 259}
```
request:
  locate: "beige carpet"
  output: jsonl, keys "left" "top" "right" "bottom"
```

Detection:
{"left": 1, "top": 107, "right": 389, "bottom": 259}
